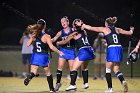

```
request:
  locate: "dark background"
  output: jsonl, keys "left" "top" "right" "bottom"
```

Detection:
{"left": 0, "top": 0, "right": 140, "bottom": 46}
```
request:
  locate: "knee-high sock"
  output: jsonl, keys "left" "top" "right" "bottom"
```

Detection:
{"left": 70, "top": 71, "right": 77, "bottom": 85}
{"left": 82, "top": 69, "right": 88, "bottom": 84}
{"left": 47, "top": 74, "right": 54, "bottom": 90}
{"left": 56, "top": 69, "right": 62, "bottom": 83}
{"left": 106, "top": 73, "right": 112, "bottom": 88}
{"left": 27, "top": 72, "right": 35, "bottom": 80}
{"left": 116, "top": 72, "right": 125, "bottom": 84}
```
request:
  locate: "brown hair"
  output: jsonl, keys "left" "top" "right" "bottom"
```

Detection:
{"left": 105, "top": 17, "right": 117, "bottom": 26}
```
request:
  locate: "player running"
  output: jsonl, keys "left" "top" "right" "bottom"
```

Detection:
{"left": 24, "top": 19, "right": 64, "bottom": 93}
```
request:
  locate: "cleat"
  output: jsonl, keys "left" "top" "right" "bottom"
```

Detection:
{"left": 35, "top": 74, "right": 39, "bottom": 77}
{"left": 65, "top": 85, "right": 77, "bottom": 91}
{"left": 54, "top": 83, "right": 61, "bottom": 91}
{"left": 104, "top": 88, "right": 113, "bottom": 93}
{"left": 83, "top": 83, "right": 89, "bottom": 89}
{"left": 24, "top": 73, "right": 36, "bottom": 86}
{"left": 122, "top": 81, "right": 128, "bottom": 92}
{"left": 24, "top": 77, "right": 31, "bottom": 86}
{"left": 50, "top": 89, "right": 56, "bottom": 93}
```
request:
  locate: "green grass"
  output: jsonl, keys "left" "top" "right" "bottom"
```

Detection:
{"left": 0, "top": 50, "right": 140, "bottom": 77}
{"left": 0, "top": 77, "right": 140, "bottom": 93}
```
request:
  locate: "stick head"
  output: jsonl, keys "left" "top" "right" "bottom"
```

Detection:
{"left": 128, "top": 52, "right": 139, "bottom": 63}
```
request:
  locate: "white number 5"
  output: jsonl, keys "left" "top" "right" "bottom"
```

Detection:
{"left": 36, "top": 42, "right": 42, "bottom": 52}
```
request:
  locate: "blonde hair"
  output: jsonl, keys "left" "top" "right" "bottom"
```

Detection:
{"left": 105, "top": 17, "right": 117, "bottom": 26}
{"left": 27, "top": 24, "right": 42, "bottom": 37}
{"left": 72, "top": 18, "right": 81, "bottom": 29}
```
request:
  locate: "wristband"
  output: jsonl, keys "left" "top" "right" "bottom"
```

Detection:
{"left": 136, "top": 45, "right": 139, "bottom": 49}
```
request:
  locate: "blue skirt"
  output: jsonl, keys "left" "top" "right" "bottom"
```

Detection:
{"left": 78, "top": 47, "right": 95, "bottom": 61}
{"left": 30, "top": 53, "right": 50, "bottom": 67}
{"left": 106, "top": 46, "right": 123, "bottom": 62}
{"left": 59, "top": 48, "right": 76, "bottom": 60}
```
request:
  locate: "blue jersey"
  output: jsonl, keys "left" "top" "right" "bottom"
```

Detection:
{"left": 32, "top": 32, "right": 49, "bottom": 54}
{"left": 59, "top": 27, "right": 76, "bottom": 60}
{"left": 30, "top": 32, "right": 50, "bottom": 67}
{"left": 104, "top": 26, "right": 121, "bottom": 46}
{"left": 75, "top": 30, "right": 95, "bottom": 61}
{"left": 75, "top": 30, "right": 90, "bottom": 49}
{"left": 105, "top": 26, "right": 122, "bottom": 62}
{"left": 60, "top": 27, "right": 75, "bottom": 49}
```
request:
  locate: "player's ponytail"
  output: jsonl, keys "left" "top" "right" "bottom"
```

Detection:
{"left": 27, "top": 24, "right": 42, "bottom": 37}
{"left": 105, "top": 16, "right": 117, "bottom": 26}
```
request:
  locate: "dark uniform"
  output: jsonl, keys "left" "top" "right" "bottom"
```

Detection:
{"left": 59, "top": 27, "right": 76, "bottom": 60}
{"left": 75, "top": 30, "right": 95, "bottom": 61}
{"left": 105, "top": 26, "right": 123, "bottom": 62}
{"left": 30, "top": 32, "right": 50, "bottom": 67}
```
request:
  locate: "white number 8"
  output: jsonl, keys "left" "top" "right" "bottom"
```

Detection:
{"left": 112, "top": 34, "right": 118, "bottom": 43}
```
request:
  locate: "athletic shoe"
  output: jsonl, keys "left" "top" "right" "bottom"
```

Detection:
{"left": 65, "top": 85, "right": 77, "bottom": 91}
{"left": 54, "top": 83, "right": 61, "bottom": 91}
{"left": 122, "top": 81, "right": 128, "bottom": 92}
{"left": 24, "top": 76, "right": 31, "bottom": 86}
{"left": 104, "top": 88, "right": 113, "bottom": 93}
{"left": 83, "top": 83, "right": 89, "bottom": 89}
{"left": 50, "top": 89, "right": 56, "bottom": 93}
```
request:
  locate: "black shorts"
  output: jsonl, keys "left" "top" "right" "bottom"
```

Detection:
{"left": 22, "top": 54, "right": 32, "bottom": 64}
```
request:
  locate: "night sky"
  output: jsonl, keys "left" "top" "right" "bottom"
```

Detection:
{"left": 0, "top": 0, "right": 140, "bottom": 46}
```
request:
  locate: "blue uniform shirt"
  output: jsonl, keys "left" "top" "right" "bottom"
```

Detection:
{"left": 30, "top": 32, "right": 50, "bottom": 67}
{"left": 105, "top": 26, "right": 123, "bottom": 62}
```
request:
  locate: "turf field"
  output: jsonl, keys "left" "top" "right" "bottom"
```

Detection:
{"left": 0, "top": 77, "right": 140, "bottom": 93}
{"left": 0, "top": 50, "right": 140, "bottom": 77}
{"left": 0, "top": 49, "right": 140, "bottom": 93}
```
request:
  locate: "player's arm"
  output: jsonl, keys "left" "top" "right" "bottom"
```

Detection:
{"left": 117, "top": 27, "right": 134, "bottom": 35}
{"left": 75, "top": 20, "right": 104, "bottom": 33}
{"left": 51, "top": 31, "right": 61, "bottom": 42}
{"left": 131, "top": 40, "right": 140, "bottom": 53}
{"left": 82, "top": 24, "right": 105, "bottom": 33}
{"left": 42, "top": 34, "right": 64, "bottom": 56}
{"left": 56, "top": 32, "right": 77, "bottom": 46}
